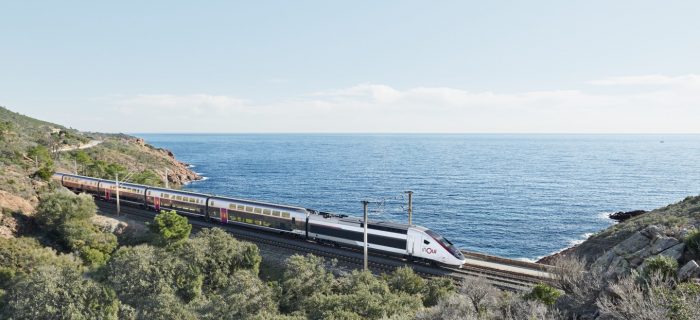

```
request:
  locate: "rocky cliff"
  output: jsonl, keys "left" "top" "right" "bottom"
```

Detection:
{"left": 545, "top": 195, "right": 700, "bottom": 282}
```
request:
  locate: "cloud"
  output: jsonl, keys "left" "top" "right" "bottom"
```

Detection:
{"left": 587, "top": 74, "right": 700, "bottom": 86}
{"left": 116, "top": 94, "right": 248, "bottom": 115}
{"left": 94, "top": 74, "right": 700, "bottom": 133}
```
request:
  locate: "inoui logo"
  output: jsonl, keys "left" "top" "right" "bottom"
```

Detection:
{"left": 422, "top": 247, "right": 436, "bottom": 255}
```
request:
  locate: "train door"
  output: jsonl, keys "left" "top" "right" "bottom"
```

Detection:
{"left": 407, "top": 234, "right": 415, "bottom": 255}
{"left": 220, "top": 208, "right": 228, "bottom": 224}
{"left": 105, "top": 189, "right": 111, "bottom": 201}
{"left": 154, "top": 197, "right": 160, "bottom": 211}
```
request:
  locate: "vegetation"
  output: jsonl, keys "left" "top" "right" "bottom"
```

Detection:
{"left": 685, "top": 228, "right": 700, "bottom": 257}
{"left": 150, "top": 210, "right": 192, "bottom": 246}
{"left": 525, "top": 283, "right": 562, "bottom": 306}
{"left": 35, "top": 190, "right": 118, "bottom": 266}
{"left": 642, "top": 255, "right": 679, "bottom": 280}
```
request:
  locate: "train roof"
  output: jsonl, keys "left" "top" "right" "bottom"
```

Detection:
{"left": 332, "top": 216, "right": 410, "bottom": 234}
{"left": 147, "top": 186, "right": 213, "bottom": 198}
{"left": 209, "top": 195, "right": 308, "bottom": 212}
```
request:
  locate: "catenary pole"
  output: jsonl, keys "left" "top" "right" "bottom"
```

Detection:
{"left": 405, "top": 191, "right": 413, "bottom": 226}
{"left": 116, "top": 173, "right": 120, "bottom": 216}
{"left": 362, "top": 200, "right": 369, "bottom": 271}
{"left": 164, "top": 168, "right": 169, "bottom": 188}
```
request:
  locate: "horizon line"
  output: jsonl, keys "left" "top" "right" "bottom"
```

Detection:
{"left": 123, "top": 132, "right": 700, "bottom": 135}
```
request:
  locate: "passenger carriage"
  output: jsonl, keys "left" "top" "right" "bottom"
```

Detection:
{"left": 52, "top": 172, "right": 466, "bottom": 266}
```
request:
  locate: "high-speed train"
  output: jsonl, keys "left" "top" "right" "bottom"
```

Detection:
{"left": 53, "top": 172, "right": 466, "bottom": 266}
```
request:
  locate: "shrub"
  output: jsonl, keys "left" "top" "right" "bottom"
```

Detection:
{"left": 0, "top": 266, "right": 119, "bottom": 319}
{"left": 684, "top": 229, "right": 700, "bottom": 256}
{"left": 423, "top": 277, "right": 456, "bottom": 307}
{"left": 177, "top": 228, "right": 262, "bottom": 291}
{"left": 279, "top": 254, "right": 335, "bottom": 312}
{"left": 386, "top": 266, "right": 425, "bottom": 296}
{"left": 34, "top": 165, "right": 54, "bottom": 181}
{"left": 525, "top": 283, "right": 562, "bottom": 306}
{"left": 35, "top": 190, "right": 116, "bottom": 266}
{"left": 643, "top": 255, "right": 678, "bottom": 279}
{"left": 150, "top": 210, "right": 192, "bottom": 246}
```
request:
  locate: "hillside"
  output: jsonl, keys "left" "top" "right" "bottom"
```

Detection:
{"left": 0, "top": 106, "right": 199, "bottom": 233}
{"left": 543, "top": 194, "right": 700, "bottom": 280}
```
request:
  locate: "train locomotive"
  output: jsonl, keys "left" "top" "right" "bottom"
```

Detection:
{"left": 53, "top": 172, "right": 466, "bottom": 266}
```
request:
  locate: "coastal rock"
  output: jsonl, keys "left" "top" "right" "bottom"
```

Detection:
{"left": 678, "top": 260, "right": 700, "bottom": 281}
{"left": 659, "top": 243, "right": 684, "bottom": 261}
{"left": 591, "top": 225, "right": 684, "bottom": 276}
{"left": 650, "top": 236, "right": 680, "bottom": 255}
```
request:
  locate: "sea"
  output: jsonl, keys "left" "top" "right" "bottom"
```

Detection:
{"left": 135, "top": 134, "right": 700, "bottom": 261}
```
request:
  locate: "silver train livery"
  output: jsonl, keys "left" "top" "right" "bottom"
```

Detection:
{"left": 53, "top": 172, "right": 466, "bottom": 266}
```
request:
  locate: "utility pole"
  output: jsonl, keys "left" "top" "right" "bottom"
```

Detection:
{"left": 405, "top": 191, "right": 413, "bottom": 226}
{"left": 164, "top": 168, "right": 169, "bottom": 188}
{"left": 73, "top": 159, "right": 78, "bottom": 175}
{"left": 362, "top": 200, "right": 369, "bottom": 271}
{"left": 116, "top": 173, "right": 120, "bottom": 216}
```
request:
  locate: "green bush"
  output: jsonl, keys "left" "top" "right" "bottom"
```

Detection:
{"left": 684, "top": 229, "right": 700, "bottom": 256}
{"left": 177, "top": 228, "right": 262, "bottom": 291}
{"left": 525, "top": 283, "right": 562, "bottom": 306}
{"left": 35, "top": 190, "right": 116, "bottom": 266}
{"left": 34, "top": 165, "right": 54, "bottom": 181}
{"left": 0, "top": 266, "right": 119, "bottom": 319}
{"left": 643, "top": 255, "right": 678, "bottom": 279}
{"left": 150, "top": 210, "right": 192, "bottom": 246}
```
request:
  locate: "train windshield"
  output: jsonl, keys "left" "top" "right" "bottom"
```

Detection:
{"left": 426, "top": 230, "right": 465, "bottom": 260}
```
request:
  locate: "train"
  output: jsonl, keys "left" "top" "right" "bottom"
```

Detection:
{"left": 52, "top": 172, "right": 466, "bottom": 266}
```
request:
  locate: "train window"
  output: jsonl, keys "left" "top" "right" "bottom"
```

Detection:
{"left": 263, "top": 209, "right": 271, "bottom": 215}
{"left": 237, "top": 204, "right": 245, "bottom": 211}
{"left": 254, "top": 208, "right": 262, "bottom": 214}
{"left": 177, "top": 196, "right": 182, "bottom": 201}
{"left": 148, "top": 191, "right": 151, "bottom": 195}
{"left": 424, "top": 240, "right": 430, "bottom": 245}
{"left": 272, "top": 211, "right": 280, "bottom": 217}
{"left": 229, "top": 204, "right": 236, "bottom": 210}
{"left": 281, "top": 212, "right": 290, "bottom": 219}
{"left": 245, "top": 206, "right": 254, "bottom": 213}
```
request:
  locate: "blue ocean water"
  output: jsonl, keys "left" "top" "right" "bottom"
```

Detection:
{"left": 136, "top": 134, "right": 700, "bottom": 260}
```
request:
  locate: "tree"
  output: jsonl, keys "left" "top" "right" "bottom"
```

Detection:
{"left": 150, "top": 210, "right": 192, "bottom": 246}
{"left": 35, "top": 190, "right": 96, "bottom": 233}
{"left": 195, "top": 271, "right": 277, "bottom": 320}
{"left": 0, "top": 237, "right": 82, "bottom": 289}
{"left": 74, "top": 150, "right": 93, "bottom": 174}
{"left": 101, "top": 245, "right": 203, "bottom": 308}
{"left": 307, "top": 270, "right": 423, "bottom": 319}
{"left": 423, "top": 277, "right": 456, "bottom": 307}
{"left": 279, "top": 254, "right": 335, "bottom": 312}
{"left": 132, "top": 170, "right": 163, "bottom": 186}
{"left": 27, "top": 145, "right": 53, "bottom": 166}
{"left": 35, "top": 190, "right": 116, "bottom": 266}
{"left": 386, "top": 266, "right": 425, "bottom": 296}
{"left": 0, "top": 266, "right": 119, "bottom": 319}
{"left": 178, "top": 228, "right": 261, "bottom": 291}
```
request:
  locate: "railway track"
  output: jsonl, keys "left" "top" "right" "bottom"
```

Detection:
{"left": 96, "top": 201, "right": 554, "bottom": 291}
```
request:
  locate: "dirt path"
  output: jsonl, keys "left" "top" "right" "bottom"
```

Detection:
{"left": 57, "top": 140, "right": 102, "bottom": 152}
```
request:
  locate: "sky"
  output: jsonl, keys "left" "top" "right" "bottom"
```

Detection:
{"left": 1, "top": 1, "right": 699, "bottom": 133}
